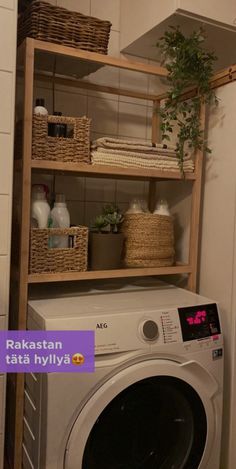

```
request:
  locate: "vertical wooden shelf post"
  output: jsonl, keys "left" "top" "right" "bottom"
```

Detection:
{"left": 187, "top": 101, "right": 206, "bottom": 292}
{"left": 148, "top": 100, "right": 160, "bottom": 211}
{"left": 9, "top": 38, "right": 35, "bottom": 469}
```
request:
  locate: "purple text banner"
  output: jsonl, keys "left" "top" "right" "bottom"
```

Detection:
{"left": 0, "top": 331, "right": 94, "bottom": 373}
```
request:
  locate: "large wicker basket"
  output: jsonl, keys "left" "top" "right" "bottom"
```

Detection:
{"left": 29, "top": 226, "right": 88, "bottom": 274}
{"left": 122, "top": 213, "right": 175, "bottom": 268}
{"left": 32, "top": 114, "right": 91, "bottom": 163}
{"left": 18, "top": 0, "right": 112, "bottom": 54}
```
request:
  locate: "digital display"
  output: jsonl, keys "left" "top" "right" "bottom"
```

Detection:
{"left": 178, "top": 303, "right": 221, "bottom": 342}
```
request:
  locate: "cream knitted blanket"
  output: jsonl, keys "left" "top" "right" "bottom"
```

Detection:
{"left": 91, "top": 151, "right": 194, "bottom": 172}
{"left": 91, "top": 137, "right": 194, "bottom": 172}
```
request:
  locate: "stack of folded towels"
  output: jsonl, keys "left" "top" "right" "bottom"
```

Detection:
{"left": 91, "top": 137, "right": 194, "bottom": 172}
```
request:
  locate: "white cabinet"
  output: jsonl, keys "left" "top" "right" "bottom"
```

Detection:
{"left": 120, "top": 0, "right": 236, "bottom": 70}
{"left": 178, "top": 0, "right": 236, "bottom": 28}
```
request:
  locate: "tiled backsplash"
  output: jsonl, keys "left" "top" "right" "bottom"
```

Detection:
{"left": 0, "top": 0, "right": 14, "bottom": 10}
{"left": 0, "top": 71, "right": 14, "bottom": 133}
{"left": 0, "top": 134, "right": 13, "bottom": 194}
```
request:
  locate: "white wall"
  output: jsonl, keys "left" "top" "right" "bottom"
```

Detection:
{"left": 199, "top": 82, "right": 236, "bottom": 469}
{"left": 0, "top": 0, "right": 17, "bottom": 466}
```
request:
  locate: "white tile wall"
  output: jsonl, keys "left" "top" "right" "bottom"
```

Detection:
{"left": 57, "top": 0, "right": 90, "bottom": 15}
{"left": 88, "top": 97, "right": 119, "bottom": 134}
{"left": 116, "top": 180, "right": 147, "bottom": 203}
{"left": 55, "top": 176, "right": 85, "bottom": 201}
{"left": 0, "top": 134, "right": 13, "bottom": 194}
{"left": 119, "top": 55, "right": 149, "bottom": 105}
{"left": 84, "top": 201, "right": 108, "bottom": 227}
{"left": 107, "top": 30, "right": 120, "bottom": 57}
{"left": 0, "top": 0, "right": 14, "bottom": 9}
{"left": 91, "top": 0, "right": 120, "bottom": 30}
{"left": 118, "top": 101, "right": 147, "bottom": 139}
{"left": 0, "top": 71, "right": 13, "bottom": 133}
{"left": 67, "top": 201, "right": 85, "bottom": 226}
{"left": 55, "top": 90, "right": 88, "bottom": 117}
{"left": 85, "top": 177, "right": 116, "bottom": 202}
{"left": 0, "top": 9, "right": 16, "bottom": 72}
{"left": 148, "top": 59, "right": 169, "bottom": 96}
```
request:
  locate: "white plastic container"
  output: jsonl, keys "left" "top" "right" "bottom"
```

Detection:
{"left": 34, "top": 98, "right": 48, "bottom": 116}
{"left": 125, "top": 198, "right": 144, "bottom": 214}
{"left": 31, "top": 185, "right": 50, "bottom": 228}
{"left": 51, "top": 194, "right": 70, "bottom": 248}
{"left": 153, "top": 198, "right": 170, "bottom": 216}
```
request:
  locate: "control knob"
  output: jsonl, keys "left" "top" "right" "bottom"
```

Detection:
{"left": 141, "top": 319, "right": 159, "bottom": 342}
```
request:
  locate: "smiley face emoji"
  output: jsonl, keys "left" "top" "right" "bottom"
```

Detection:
{"left": 72, "top": 353, "right": 85, "bottom": 365}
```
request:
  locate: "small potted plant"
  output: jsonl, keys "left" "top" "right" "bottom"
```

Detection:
{"left": 89, "top": 204, "right": 124, "bottom": 270}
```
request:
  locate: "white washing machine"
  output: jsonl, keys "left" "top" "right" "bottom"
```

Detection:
{"left": 24, "top": 280, "right": 223, "bottom": 469}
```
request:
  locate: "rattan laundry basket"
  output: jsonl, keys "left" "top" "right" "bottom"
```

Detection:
{"left": 29, "top": 226, "right": 88, "bottom": 274}
{"left": 32, "top": 114, "right": 91, "bottom": 163}
{"left": 18, "top": 0, "right": 112, "bottom": 54}
{"left": 122, "top": 213, "right": 175, "bottom": 268}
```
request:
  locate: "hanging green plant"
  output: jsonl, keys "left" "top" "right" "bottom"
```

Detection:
{"left": 157, "top": 26, "right": 218, "bottom": 173}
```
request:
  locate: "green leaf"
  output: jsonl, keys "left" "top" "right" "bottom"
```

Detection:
{"left": 156, "top": 25, "right": 217, "bottom": 170}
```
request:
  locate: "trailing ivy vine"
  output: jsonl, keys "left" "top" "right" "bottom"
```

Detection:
{"left": 157, "top": 27, "right": 218, "bottom": 172}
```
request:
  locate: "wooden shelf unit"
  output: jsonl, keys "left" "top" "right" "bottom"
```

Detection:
{"left": 31, "top": 159, "right": 196, "bottom": 180}
{"left": 28, "top": 263, "right": 192, "bottom": 284}
{"left": 8, "top": 37, "right": 205, "bottom": 469}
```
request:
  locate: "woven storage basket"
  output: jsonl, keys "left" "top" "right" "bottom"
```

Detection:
{"left": 29, "top": 226, "right": 88, "bottom": 274}
{"left": 18, "top": 0, "right": 111, "bottom": 54}
{"left": 122, "top": 213, "right": 175, "bottom": 268}
{"left": 32, "top": 114, "right": 91, "bottom": 163}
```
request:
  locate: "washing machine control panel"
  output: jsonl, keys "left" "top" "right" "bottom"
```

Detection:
{"left": 178, "top": 303, "right": 221, "bottom": 342}
{"left": 159, "top": 310, "right": 182, "bottom": 344}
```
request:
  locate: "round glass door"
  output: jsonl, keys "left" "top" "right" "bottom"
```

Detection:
{"left": 82, "top": 376, "right": 207, "bottom": 469}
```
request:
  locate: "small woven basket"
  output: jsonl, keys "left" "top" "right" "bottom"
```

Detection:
{"left": 29, "top": 226, "right": 88, "bottom": 274}
{"left": 122, "top": 213, "right": 175, "bottom": 268}
{"left": 32, "top": 114, "right": 91, "bottom": 163}
{"left": 18, "top": 0, "right": 112, "bottom": 54}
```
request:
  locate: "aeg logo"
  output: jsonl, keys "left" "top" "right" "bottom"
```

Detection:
{"left": 96, "top": 323, "right": 108, "bottom": 329}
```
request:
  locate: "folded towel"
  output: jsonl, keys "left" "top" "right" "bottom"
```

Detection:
{"left": 91, "top": 151, "right": 194, "bottom": 172}
{"left": 92, "top": 137, "right": 177, "bottom": 155}
{"left": 94, "top": 147, "right": 191, "bottom": 161}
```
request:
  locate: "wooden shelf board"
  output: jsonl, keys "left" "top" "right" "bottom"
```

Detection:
{"left": 28, "top": 264, "right": 192, "bottom": 284}
{"left": 32, "top": 39, "right": 168, "bottom": 77}
{"left": 31, "top": 160, "right": 196, "bottom": 180}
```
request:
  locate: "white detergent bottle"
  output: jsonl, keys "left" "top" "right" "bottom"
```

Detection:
{"left": 153, "top": 198, "right": 170, "bottom": 216}
{"left": 34, "top": 98, "right": 48, "bottom": 116}
{"left": 125, "top": 198, "right": 144, "bottom": 214}
{"left": 51, "top": 194, "right": 70, "bottom": 248}
{"left": 31, "top": 185, "right": 50, "bottom": 228}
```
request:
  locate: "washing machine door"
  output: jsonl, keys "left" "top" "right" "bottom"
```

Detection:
{"left": 65, "top": 358, "right": 218, "bottom": 469}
